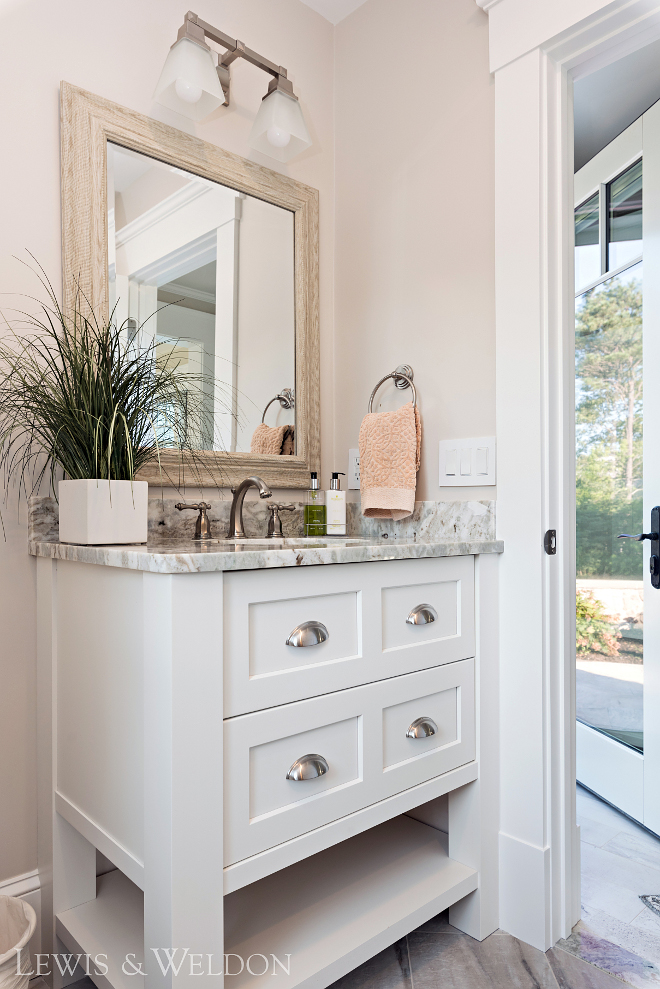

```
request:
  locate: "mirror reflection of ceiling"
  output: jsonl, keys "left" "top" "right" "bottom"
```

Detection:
{"left": 574, "top": 39, "right": 660, "bottom": 171}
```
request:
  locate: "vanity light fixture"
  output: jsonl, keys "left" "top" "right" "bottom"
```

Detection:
{"left": 153, "top": 11, "right": 312, "bottom": 162}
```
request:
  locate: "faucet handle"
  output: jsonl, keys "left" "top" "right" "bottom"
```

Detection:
{"left": 267, "top": 503, "right": 296, "bottom": 538}
{"left": 175, "top": 502, "right": 213, "bottom": 540}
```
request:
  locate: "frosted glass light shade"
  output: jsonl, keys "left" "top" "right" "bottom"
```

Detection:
{"left": 153, "top": 38, "right": 225, "bottom": 121}
{"left": 249, "top": 90, "right": 312, "bottom": 162}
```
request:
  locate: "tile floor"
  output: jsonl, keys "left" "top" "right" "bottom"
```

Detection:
{"left": 30, "top": 787, "right": 660, "bottom": 989}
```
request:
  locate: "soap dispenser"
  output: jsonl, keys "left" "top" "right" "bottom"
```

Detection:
{"left": 304, "top": 472, "right": 326, "bottom": 536}
{"left": 326, "top": 472, "right": 346, "bottom": 535}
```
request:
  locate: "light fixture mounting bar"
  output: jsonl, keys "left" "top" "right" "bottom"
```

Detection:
{"left": 181, "top": 11, "right": 296, "bottom": 105}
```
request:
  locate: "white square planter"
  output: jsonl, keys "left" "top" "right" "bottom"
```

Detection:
{"left": 58, "top": 480, "right": 148, "bottom": 545}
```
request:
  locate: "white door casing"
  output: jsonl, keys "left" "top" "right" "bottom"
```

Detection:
{"left": 477, "top": 0, "right": 660, "bottom": 951}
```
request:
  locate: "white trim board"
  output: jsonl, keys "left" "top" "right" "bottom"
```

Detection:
{"left": 0, "top": 869, "right": 40, "bottom": 897}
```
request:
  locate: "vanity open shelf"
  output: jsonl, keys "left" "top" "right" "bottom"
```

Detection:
{"left": 56, "top": 816, "right": 476, "bottom": 989}
{"left": 224, "top": 816, "right": 476, "bottom": 989}
{"left": 56, "top": 870, "right": 144, "bottom": 989}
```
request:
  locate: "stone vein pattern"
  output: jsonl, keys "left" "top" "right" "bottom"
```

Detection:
{"left": 28, "top": 497, "right": 501, "bottom": 574}
{"left": 348, "top": 499, "right": 495, "bottom": 542}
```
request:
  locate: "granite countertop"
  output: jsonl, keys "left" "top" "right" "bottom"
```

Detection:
{"left": 28, "top": 533, "right": 504, "bottom": 574}
{"left": 27, "top": 496, "right": 503, "bottom": 573}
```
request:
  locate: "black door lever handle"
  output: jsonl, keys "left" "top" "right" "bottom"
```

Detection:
{"left": 619, "top": 508, "right": 660, "bottom": 589}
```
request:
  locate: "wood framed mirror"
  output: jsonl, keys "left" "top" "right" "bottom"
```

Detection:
{"left": 60, "top": 81, "right": 319, "bottom": 489}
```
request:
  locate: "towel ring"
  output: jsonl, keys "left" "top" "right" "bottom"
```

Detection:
{"left": 261, "top": 388, "right": 295, "bottom": 424}
{"left": 368, "top": 365, "right": 416, "bottom": 413}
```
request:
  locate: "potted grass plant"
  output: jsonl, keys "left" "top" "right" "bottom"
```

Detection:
{"left": 0, "top": 265, "right": 218, "bottom": 545}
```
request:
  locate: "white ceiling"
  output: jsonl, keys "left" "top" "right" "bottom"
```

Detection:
{"left": 298, "top": 0, "right": 368, "bottom": 25}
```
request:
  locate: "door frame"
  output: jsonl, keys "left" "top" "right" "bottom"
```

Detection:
{"left": 477, "top": 0, "right": 660, "bottom": 952}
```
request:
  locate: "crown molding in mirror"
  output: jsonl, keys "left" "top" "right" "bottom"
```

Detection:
{"left": 60, "top": 81, "right": 320, "bottom": 489}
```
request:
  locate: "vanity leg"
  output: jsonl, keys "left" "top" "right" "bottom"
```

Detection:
{"left": 448, "top": 553, "right": 500, "bottom": 939}
{"left": 143, "top": 573, "right": 224, "bottom": 989}
{"left": 37, "top": 558, "right": 96, "bottom": 988}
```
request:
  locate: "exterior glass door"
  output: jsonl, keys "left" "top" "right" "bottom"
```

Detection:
{"left": 574, "top": 119, "right": 648, "bottom": 824}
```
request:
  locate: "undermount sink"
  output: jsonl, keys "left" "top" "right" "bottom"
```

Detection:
{"left": 206, "top": 537, "right": 369, "bottom": 548}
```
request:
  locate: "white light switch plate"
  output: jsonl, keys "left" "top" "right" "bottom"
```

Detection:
{"left": 348, "top": 449, "right": 360, "bottom": 489}
{"left": 439, "top": 437, "right": 496, "bottom": 486}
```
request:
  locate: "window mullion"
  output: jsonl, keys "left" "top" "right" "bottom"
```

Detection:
{"left": 599, "top": 181, "right": 608, "bottom": 275}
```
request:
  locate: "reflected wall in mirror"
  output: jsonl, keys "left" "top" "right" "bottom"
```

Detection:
{"left": 107, "top": 143, "right": 296, "bottom": 455}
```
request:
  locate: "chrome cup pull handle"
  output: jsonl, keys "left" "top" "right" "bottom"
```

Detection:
{"left": 406, "top": 717, "right": 438, "bottom": 739}
{"left": 286, "top": 620, "right": 329, "bottom": 647}
{"left": 406, "top": 603, "right": 437, "bottom": 625}
{"left": 286, "top": 753, "right": 329, "bottom": 781}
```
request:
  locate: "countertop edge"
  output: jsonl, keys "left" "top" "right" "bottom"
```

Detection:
{"left": 28, "top": 538, "right": 504, "bottom": 574}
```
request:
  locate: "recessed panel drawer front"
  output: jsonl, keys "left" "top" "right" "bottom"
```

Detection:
{"left": 224, "top": 564, "right": 376, "bottom": 717}
{"left": 223, "top": 557, "right": 475, "bottom": 718}
{"left": 224, "top": 659, "right": 475, "bottom": 866}
{"left": 378, "top": 556, "right": 475, "bottom": 673}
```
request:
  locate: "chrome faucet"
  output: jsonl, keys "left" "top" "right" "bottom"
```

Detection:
{"left": 228, "top": 476, "right": 272, "bottom": 539}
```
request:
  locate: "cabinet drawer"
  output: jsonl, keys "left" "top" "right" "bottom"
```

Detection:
{"left": 224, "top": 659, "right": 475, "bottom": 866}
{"left": 224, "top": 556, "right": 475, "bottom": 717}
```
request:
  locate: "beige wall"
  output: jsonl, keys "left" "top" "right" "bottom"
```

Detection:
{"left": 0, "top": 0, "right": 496, "bottom": 885}
{"left": 0, "top": 0, "right": 334, "bottom": 885}
{"left": 334, "top": 0, "right": 495, "bottom": 501}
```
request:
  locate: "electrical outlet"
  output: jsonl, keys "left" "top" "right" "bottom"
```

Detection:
{"left": 348, "top": 449, "right": 360, "bottom": 489}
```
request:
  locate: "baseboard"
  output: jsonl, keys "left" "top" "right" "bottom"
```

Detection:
{"left": 499, "top": 831, "right": 551, "bottom": 951}
{"left": 0, "top": 869, "right": 40, "bottom": 897}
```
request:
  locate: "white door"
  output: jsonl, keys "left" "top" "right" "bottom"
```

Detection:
{"left": 574, "top": 104, "right": 660, "bottom": 832}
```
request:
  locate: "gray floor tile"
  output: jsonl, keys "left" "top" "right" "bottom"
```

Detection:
{"left": 415, "top": 910, "right": 454, "bottom": 934}
{"left": 580, "top": 905, "right": 660, "bottom": 971}
{"left": 328, "top": 938, "right": 412, "bottom": 989}
{"left": 557, "top": 925, "right": 660, "bottom": 987}
{"left": 581, "top": 870, "right": 652, "bottom": 925}
{"left": 581, "top": 842, "right": 660, "bottom": 896}
{"left": 408, "top": 931, "right": 558, "bottom": 989}
{"left": 547, "top": 944, "right": 638, "bottom": 988}
{"left": 579, "top": 816, "right": 625, "bottom": 849}
{"left": 602, "top": 831, "right": 660, "bottom": 875}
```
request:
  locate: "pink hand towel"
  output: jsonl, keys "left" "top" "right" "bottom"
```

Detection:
{"left": 250, "top": 424, "right": 287, "bottom": 455}
{"left": 359, "top": 401, "right": 421, "bottom": 520}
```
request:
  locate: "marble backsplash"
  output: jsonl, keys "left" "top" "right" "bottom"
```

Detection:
{"left": 29, "top": 495, "right": 495, "bottom": 544}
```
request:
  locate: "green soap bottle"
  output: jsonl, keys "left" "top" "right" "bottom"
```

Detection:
{"left": 304, "top": 471, "right": 326, "bottom": 536}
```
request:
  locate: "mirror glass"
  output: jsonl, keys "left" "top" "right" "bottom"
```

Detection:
{"left": 107, "top": 142, "right": 296, "bottom": 455}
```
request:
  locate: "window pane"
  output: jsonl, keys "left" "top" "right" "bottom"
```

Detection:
{"left": 575, "top": 192, "right": 600, "bottom": 291}
{"left": 608, "top": 160, "right": 642, "bottom": 271}
{"left": 575, "top": 261, "right": 643, "bottom": 753}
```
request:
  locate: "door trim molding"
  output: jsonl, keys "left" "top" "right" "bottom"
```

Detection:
{"left": 479, "top": 0, "right": 660, "bottom": 951}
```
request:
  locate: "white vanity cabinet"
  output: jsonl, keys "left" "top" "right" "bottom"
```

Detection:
{"left": 36, "top": 548, "right": 499, "bottom": 989}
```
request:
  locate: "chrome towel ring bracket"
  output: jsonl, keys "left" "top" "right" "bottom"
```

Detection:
{"left": 368, "top": 365, "right": 416, "bottom": 413}
{"left": 261, "top": 388, "right": 295, "bottom": 424}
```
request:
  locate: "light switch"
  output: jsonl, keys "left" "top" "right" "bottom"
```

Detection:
{"left": 438, "top": 437, "right": 496, "bottom": 486}
{"left": 475, "top": 447, "right": 489, "bottom": 474}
